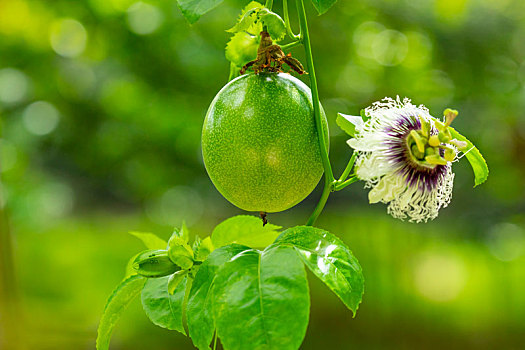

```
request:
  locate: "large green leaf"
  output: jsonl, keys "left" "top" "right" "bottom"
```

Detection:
{"left": 311, "top": 0, "right": 338, "bottom": 14}
{"left": 187, "top": 244, "right": 250, "bottom": 350}
{"left": 96, "top": 275, "right": 146, "bottom": 350}
{"left": 211, "top": 215, "right": 282, "bottom": 248}
{"left": 176, "top": 0, "right": 224, "bottom": 24}
{"left": 449, "top": 127, "right": 488, "bottom": 187}
{"left": 275, "top": 226, "right": 364, "bottom": 314}
{"left": 212, "top": 245, "right": 310, "bottom": 350}
{"left": 141, "top": 275, "right": 188, "bottom": 334}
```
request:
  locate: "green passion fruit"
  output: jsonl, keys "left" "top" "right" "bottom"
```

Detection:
{"left": 202, "top": 72, "right": 328, "bottom": 213}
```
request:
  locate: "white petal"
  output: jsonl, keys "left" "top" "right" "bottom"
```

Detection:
{"left": 368, "top": 174, "right": 405, "bottom": 204}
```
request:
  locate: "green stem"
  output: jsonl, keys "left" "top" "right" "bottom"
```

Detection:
{"left": 306, "top": 180, "right": 332, "bottom": 226}
{"left": 284, "top": 0, "right": 300, "bottom": 40}
{"left": 265, "top": 0, "right": 273, "bottom": 10}
{"left": 280, "top": 40, "right": 302, "bottom": 51}
{"left": 296, "top": 0, "right": 332, "bottom": 181}
{"left": 297, "top": 0, "right": 334, "bottom": 225}
{"left": 334, "top": 177, "right": 358, "bottom": 191}
{"left": 213, "top": 330, "right": 218, "bottom": 350}
{"left": 306, "top": 176, "right": 359, "bottom": 226}
{"left": 338, "top": 152, "right": 356, "bottom": 181}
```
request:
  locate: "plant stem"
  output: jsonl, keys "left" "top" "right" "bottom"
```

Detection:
{"left": 338, "top": 152, "right": 356, "bottom": 181}
{"left": 284, "top": 0, "right": 300, "bottom": 40}
{"left": 296, "top": 0, "right": 332, "bottom": 182}
{"left": 265, "top": 0, "right": 273, "bottom": 10}
{"left": 334, "top": 177, "right": 358, "bottom": 191}
{"left": 280, "top": 40, "right": 302, "bottom": 51}
{"left": 213, "top": 330, "right": 218, "bottom": 350}
{"left": 297, "top": 0, "right": 334, "bottom": 225}
{"left": 306, "top": 180, "right": 332, "bottom": 226}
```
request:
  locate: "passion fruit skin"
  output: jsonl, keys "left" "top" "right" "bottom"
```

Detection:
{"left": 202, "top": 72, "right": 328, "bottom": 213}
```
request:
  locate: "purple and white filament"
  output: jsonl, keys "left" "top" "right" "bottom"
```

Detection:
{"left": 348, "top": 97, "right": 455, "bottom": 223}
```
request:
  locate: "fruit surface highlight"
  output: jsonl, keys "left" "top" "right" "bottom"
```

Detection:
{"left": 202, "top": 72, "right": 328, "bottom": 213}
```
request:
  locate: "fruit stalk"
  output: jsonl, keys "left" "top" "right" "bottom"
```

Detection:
{"left": 296, "top": 0, "right": 334, "bottom": 225}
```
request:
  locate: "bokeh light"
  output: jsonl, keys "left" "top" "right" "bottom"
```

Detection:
{"left": 126, "top": 2, "right": 164, "bottom": 35}
{"left": 371, "top": 29, "right": 408, "bottom": 66}
{"left": 49, "top": 18, "right": 88, "bottom": 57}
{"left": 353, "top": 21, "right": 385, "bottom": 60}
{"left": 486, "top": 223, "right": 525, "bottom": 261}
{"left": 36, "top": 182, "right": 75, "bottom": 219}
{"left": 402, "top": 31, "right": 433, "bottom": 70}
{"left": 145, "top": 186, "right": 204, "bottom": 227}
{"left": 22, "top": 101, "right": 60, "bottom": 136}
{"left": 414, "top": 252, "right": 467, "bottom": 302}
{"left": 0, "top": 68, "right": 30, "bottom": 104}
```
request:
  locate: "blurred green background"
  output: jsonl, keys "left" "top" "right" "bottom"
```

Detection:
{"left": 1, "top": 0, "right": 525, "bottom": 349}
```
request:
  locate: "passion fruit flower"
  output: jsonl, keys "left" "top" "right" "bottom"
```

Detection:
{"left": 343, "top": 97, "right": 469, "bottom": 223}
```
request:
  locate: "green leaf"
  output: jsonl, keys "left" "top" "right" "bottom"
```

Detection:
{"left": 176, "top": 0, "right": 224, "bottom": 24}
{"left": 227, "top": 5, "right": 285, "bottom": 41}
{"left": 168, "top": 224, "right": 194, "bottom": 269}
{"left": 449, "top": 126, "right": 489, "bottom": 187}
{"left": 141, "top": 275, "right": 188, "bottom": 334}
{"left": 336, "top": 113, "right": 363, "bottom": 137}
{"left": 168, "top": 270, "right": 189, "bottom": 295}
{"left": 227, "top": 4, "right": 262, "bottom": 34}
{"left": 168, "top": 244, "right": 194, "bottom": 270}
{"left": 181, "top": 221, "right": 190, "bottom": 242}
{"left": 169, "top": 222, "right": 189, "bottom": 244}
{"left": 192, "top": 235, "right": 202, "bottom": 252}
{"left": 275, "top": 226, "right": 364, "bottom": 314}
{"left": 96, "top": 275, "right": 146, "bottom": 350}
{"left": 225, "top": 32, "right": 259, "bottom": 68}
{"left": 310, "top": 0, "right": 338, "bottom": 15}
{"left": 212, "top": 245, "right": 310, "bottom": 350}
{"left": 129, "top": 231, "right": 167, "bottom": 250}
{"left": 211, "top": 215, "right": 282, "bottom": 249}
{"left": 187, "top": 244, "right": 250, "bottom": 350}
{"left": 194, "top": 236, "right": 214, "bottom": 261}
{"left": 259, "top": 9, "right": 286, "bottom": 41}
{"left": 124, "top": 252, "right": 141, "bottom": 278}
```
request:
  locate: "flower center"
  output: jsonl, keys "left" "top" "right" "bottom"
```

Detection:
{"left": 405, "top": 113, "right": 458, "bottom": 168}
